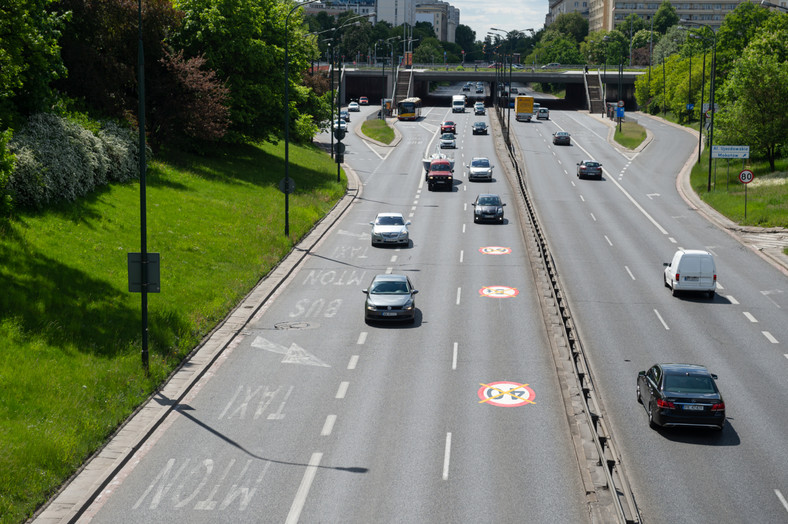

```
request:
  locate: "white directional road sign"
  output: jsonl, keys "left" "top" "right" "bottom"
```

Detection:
{"left": 712, "top": 145, "right": 750, "bottom": 159}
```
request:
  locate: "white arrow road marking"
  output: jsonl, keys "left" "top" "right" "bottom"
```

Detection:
{"left": 252, "top": 337, "right": 330, "bottom": 367}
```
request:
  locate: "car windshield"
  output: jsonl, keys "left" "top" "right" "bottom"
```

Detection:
{"left": 370, "top": 281, "right": 410, "bottom": 294}
{"left": 663, "top": 374, "right": 717, "bottom": 394}
{"left": 472, "top": 159, "right": 490, "bottom": 168}
{"left": 558, "top": 132, "right": 568, "bottom": 136}
{"left": 442, "top": 133, "right": 454, "bottom": 139}
{"left": 375, "top": 216, "right": 404, "bottom": 226}
{"left": 478, "top": 196, "right": 500, "bottom": 206}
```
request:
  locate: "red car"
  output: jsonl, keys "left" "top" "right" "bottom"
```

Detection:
{"left": 359, "top": 96, "right": 369, "bottom": 105}
{"left": 440, "top": 121, "right": 456, "bottom": 134}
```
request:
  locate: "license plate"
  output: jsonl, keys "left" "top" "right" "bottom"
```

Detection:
{"left": 683, "top": 405, "right": 704, "bottom": 411}
{"left": 684, "top": 276, "right": 699, "bottom": 281}
{"left": 382, "top": 312, "right": 397, "bottom": 316}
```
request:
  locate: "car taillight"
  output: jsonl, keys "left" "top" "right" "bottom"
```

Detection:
{"left": 656, "top": 398, "right": 676, "bottom": 409}
{"left": 713, "top": 274, "right": 717, "bottom": 282}
{"left": 675, "top": 273, "right": 680, "bottom": 281}
{"left": 711, "top": 402, "right": 725, "bottom": 412}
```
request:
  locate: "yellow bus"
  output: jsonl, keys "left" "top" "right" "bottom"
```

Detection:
{"left": 397, "top": 97, "right": 422, "bottom": 121}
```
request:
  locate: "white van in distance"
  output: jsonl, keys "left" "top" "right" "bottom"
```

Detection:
{"left": 663, "top": 249, "right": 717, "bottom": 298}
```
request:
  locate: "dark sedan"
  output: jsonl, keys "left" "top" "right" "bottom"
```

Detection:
{"left": 472, "top": 193, "right": 505, "bottom": 223}
{"left": 637, "top": 363, "right": 725, "bottom": 430}
{"left": 576, "top": 160, "right": 602, "bottom": 179}
{"left": 552, "top": 131, "right": 571, "bottom": 145}
{"left": 472, "top": 122, "right": 488, "bottom": 135}
{"left": 363, "top": 274, "right": 418, "bottom": 323}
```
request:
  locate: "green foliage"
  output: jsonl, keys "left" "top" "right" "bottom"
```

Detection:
{"left": 0, "top": 129, "right": 15, "bottom": 215}
{"left": 7, "top": 114, "right": 139, "bottom": 209}
{"left": 413, "top": 37, "right": 444, "bottom": 64}
{"left": 0, "top": 0, "right": 67, "bottom": 122}
{"left": 172, "top": 0, "right": 317, "bottom": 143}
{"left": 455, "top": 24, "right": 476, "bottom": 52}
{"left": 652, "top": 25, "right": 686, "bottom": 64}
{"left": 652, "top": 0, "right": 679, "bottom": 34}
{"left": 715, "top": 2, "right": 774, "bottom": 78}
{"left": 538, "top": 34, "right": 585, "bottom": 64}
{"left": 716, "top": 15, "right": 788, "bottom": 171}
{"left": 551, "top": 12, "right": 588, "bottom": 44}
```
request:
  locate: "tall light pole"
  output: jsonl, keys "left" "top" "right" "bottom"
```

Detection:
{"left": 137, "top": 0, "right": 149, "bottom": 372}
{"left": 690, "top": 31, "right": 707, "bottom": 164}
{"left": 603, "top": 35, "right": 610, "bottom": 112}
{"left": 682, "top": 19, "right": 717, "bottom": 191}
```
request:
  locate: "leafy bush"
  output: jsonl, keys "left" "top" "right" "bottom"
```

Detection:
{"left": 0, "top": 129, "right": 15, "bottom": 215}
{"left": 7, "top": 114, "right": 139, "bottom": 209}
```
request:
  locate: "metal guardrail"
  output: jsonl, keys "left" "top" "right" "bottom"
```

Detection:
{"left": 493, "top": 110, "right": 641, "bottom": 524}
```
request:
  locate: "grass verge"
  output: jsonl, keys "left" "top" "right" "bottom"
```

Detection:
{"left": 689, "top": 155, "right": 788, "bottom": 228}
{"left": 613, "top": 120, "right": 647, "bottom": 149}
{"left": 0, "top": 140, "right": 345, "bottom": 523}
{"left": 360, "top": 119, "right": 395, "bottom": 144}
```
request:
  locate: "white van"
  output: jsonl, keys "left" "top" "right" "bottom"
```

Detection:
{"left": 663, "top": 249, "right": 717, "bottom": 298}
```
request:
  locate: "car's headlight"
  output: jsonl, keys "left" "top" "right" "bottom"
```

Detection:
{"left": 403, "top": 300, "right": 414, "bottom": 310}
{"left": 366, "top": 303, "right": 377, "bottom": 311}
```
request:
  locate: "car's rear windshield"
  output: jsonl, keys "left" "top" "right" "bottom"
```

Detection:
{"left": 376, "top": 216, "right": 404, "bottom": 226}
{"left": 370, "top": 281, "right": 409, "bottom": 294}
{"left": 663, "top": 374, "right": 716, "bottom": 394}
{"left": 585, "top": 162, "right": 600, "bottom": 167}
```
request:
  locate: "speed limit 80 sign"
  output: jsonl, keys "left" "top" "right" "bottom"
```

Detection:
{"left": 739, "top": 169, "right": 754, "bottom": 184}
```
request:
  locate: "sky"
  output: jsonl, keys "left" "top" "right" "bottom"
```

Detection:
{"left": 451, "top": 0, "right": 549, "bottom": 42}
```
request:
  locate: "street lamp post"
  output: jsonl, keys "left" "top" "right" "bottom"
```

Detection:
{"left": 284, "top": 0, "right": 318, "bottom": 236}
{"left": 690, "top": 32, "right": 707, "bottom": 164}
{"left": 682, "top": 19, "right": 717, "bottom": 191}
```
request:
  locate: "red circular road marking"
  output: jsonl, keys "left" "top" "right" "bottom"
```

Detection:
{"left": 479, "top": 285, "right": 519, "bottom": 297}
{"left": 479, "top": 246, "right": 512, "bottom": 255}
{"left": 478, "top": 381, "right": 536, "bottom": 407}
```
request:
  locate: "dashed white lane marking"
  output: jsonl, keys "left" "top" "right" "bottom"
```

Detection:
{"left": 604, "top": 235, "right": 613, "bottom": 246}
{"left": 347, "top": 355, "right": 359, "bottom": 370}
{"left": 335, "top": 382, "right": 349, "bottom": 399}
{"left": 775, "top": 489, "right": 788, "bottom": 514}
{"left": 357, "top": 332, "right": 367, "bottom": 345}
{"left": 321, "top": 415, "right": 336, "bottom": 436}
{"left": 763, "top": 331, "right": 779, "bottom": 344}
{"left": 625, "top": 266, "right": 636, "bottom": 280}
{"left": 580, "top": 195, "right": 585, "bottom": 202}
{"left": 590, "top": 213, "right": 597, "bottom": 221}
{"left": 456, "top": 287, "right": 462, "bottom": 305}
{"left": 442, "top": 433, "right": 452, "bottom": 480}
{"left": 452, "top": 342, "right": 458, "bottom": 370}
{"left": 285, "top": 452, "right": 323, "bottom": 524}
{"left": 726, "top": 295, "right": 739, "bottom": 305}
{"left": 390, "top": 255, "right": 397, "bottom": 262}
{"left": 654, "top": 309, "right": 670, "bottom": 330}
{"left": 462, "top": 224, "right": 466, "bottom": 233}
{"left": 743, "top": 312, "right": 758, "bottom": 323}
{"left": 669, "top": 237, "right": 677, "bottom": 243}
{"left": 459, "top": 250, "right": 464, "bottom": 263}
{"left": 385, "top": 267, "right": 393, "bottom": 274}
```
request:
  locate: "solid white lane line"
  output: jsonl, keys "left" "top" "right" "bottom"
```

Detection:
{"left": 607, "top": 169, "right": 669, "bottom": 235}
{"left": 726, "top": 295, "right": 740, "bottom": 305}
{"left": 321, "top": 415, "right": 336, "bottom": 436}
{"left": 459, "top": 250, "right": 464, "bottom": 263}
{"left": 357, "top": 332, "right": 367, "bottom": 345}
{"left": 456, "top": 287, "right": 462, "bottom": 305}
{"left": 763, "top": 331, "right": 779, "bottom": 344}
{"left": 335, "top": 382, "right": 349, "bottom": 399}
{"left": 775, "top": 489, "right": 788, "bottom": 514}
{"left": 442, "top": 433, "right": 452, "bottom": 480}
{"left": 743, "top": 312, "right": 758, "bottom": 323}
{"left": 285, "top": 452, "right": 323, "bottom": 524}
{"left": 452, "top": 342, "right": 458, "bottom": 370}
{"left": 625, "top": 266, "right": 636, "bottom": 280}
{"left": 347, "top": 355, "right": 359, "bottom": 370}
{"left": 654, "top": 309, "right": 670, "bottom": 330}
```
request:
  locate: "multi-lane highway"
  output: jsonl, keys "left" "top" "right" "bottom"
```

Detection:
{"left": 38, "top": 84, "right": 787, "bottom": 524}
{"left": 510, "top": 92, "right": 788, "bottom": 522}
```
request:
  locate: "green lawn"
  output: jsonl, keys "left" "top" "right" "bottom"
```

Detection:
{"left": 0, "top": 140, "right": 345, "bottom": 523}
{"left": 614, "top": 120, "right": 647, "bottom": 149}
{"left": 360, "top": 119, "right": 394, "bottom": 144}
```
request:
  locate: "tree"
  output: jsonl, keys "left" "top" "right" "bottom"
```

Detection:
{"left": 715, "top": 2, "right": 774, "bottom": 79}
{"left": 172, "top": 0, "right": 318, "bottom": 143}
{"left": 455, "top": 24, "right": 476, "bottom": 53}
{"left": 652, "top": 25, "right": 686, "bottom": 64}
{"left": 0, "top": 0, "right": 66, "bottom": 123}
{"left": 618, "top": 14, "right": 646, "bottom": 36}
{"left": 652, "top": 0, "right": 679, "bottom": 34}
{"left": 538, "top": 34, "right": 584, "bottom": 65}
{"left": 552, "top": 12, "right": 588, "bottom": 44}
{"left": 413, "top": 37, "right": 443, "bottom": 65}
{"left": 715, "top": 15, "right": 788, "bottom": 171}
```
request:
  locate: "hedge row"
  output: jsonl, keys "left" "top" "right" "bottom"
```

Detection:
{"left": 7, "top": 114, "right": 140, "bottom": 210}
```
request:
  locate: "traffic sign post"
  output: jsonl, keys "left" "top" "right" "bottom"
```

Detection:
{"left": 739, "top": 169, "right": 754, "bottom": 219}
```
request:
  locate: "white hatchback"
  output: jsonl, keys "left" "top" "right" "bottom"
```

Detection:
{"left": 370, "top": 213, "right": 411, "bottom": 246}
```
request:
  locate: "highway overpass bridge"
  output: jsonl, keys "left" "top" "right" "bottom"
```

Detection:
{"left": 341, "top": 68, "right": 645, "bottom": 111}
